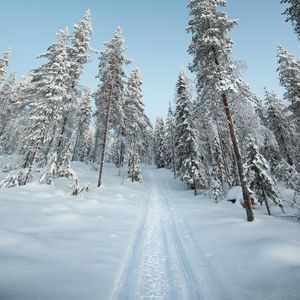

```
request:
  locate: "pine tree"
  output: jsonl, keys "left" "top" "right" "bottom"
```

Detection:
{"left": 281, "top": 0, "right": 300, "bottom": 38}
{"left": 188, "top": 0, "right": 255, "bottom": 220}
{"left": 94, "top": 27, "right": 130, "bottom": 187}
{"left": 175, "top": 71, "right": 208, "bottom": 195}
{"left": 245, "top": 137, "right": 283, "bottom": 215}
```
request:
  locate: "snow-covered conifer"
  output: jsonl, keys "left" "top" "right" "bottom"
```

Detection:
{"left": 0, "top": 72, "right": 16, "bottom": 145}
{"left": 277, "top": 46, "right": 300, "bottom": 132}
{"left": 210, "top": 165, "right": 223, "bottom": 203}
{"left": 124, "top": 68, "right": 150, "bottom": 182}
{"left": 265, "top": 90, "right": 298, "bottom": 167}
{"left": 72, "top": 88, "right": 92, "bottom": 162}
{"left": 165, "top": 103, "right": 177, "bottom": 177}
{"left": 175, "top": 71, "right": 208, "bottom": 194}
{"left": 22, "top": 29, "right": 71, "bottom": 171}
{"left": 93, "top": 27, "right": 130, "bottom": 186}
{"left": 40, "top": 152, "right": 58, "bottom": 185}
{"left": 55, "top": 11, "right": 93, "bottom": 157}
{"left": 245, "top": 137, "right": 283, "bottom": 215}
{"left": 0, "top": 48, "right": 11, "bottom": 80}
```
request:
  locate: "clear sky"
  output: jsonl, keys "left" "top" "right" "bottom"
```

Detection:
{"left": 0, "top": 0, "right": 299, "bottom": 121}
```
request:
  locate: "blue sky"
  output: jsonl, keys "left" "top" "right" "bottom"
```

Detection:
{"left": 0, "top": 0, "right": 299, "bottom": 121}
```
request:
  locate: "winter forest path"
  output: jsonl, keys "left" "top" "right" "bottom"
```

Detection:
{"left": 111, "top": 167, "right": 225, "bottom": 300}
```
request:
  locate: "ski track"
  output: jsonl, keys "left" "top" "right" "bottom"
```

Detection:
{"left": 112, "top": 167, "right": 227, "bottom": 300}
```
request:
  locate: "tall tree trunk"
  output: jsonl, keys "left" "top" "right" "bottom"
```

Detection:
{"left": 213, "top": 48, "right": 254, "bottom": 222}
{"left": 97, "top": 84, "right": 113, "bottom": 187}
{"left": 262, "top": 190, "right": 271, "bottom": 216}
{"left": 221, "top": 94, "right": 254, "bottom": 221}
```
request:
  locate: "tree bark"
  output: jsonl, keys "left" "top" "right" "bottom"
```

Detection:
{"left": 221, "top": 94, "right": 254, "bottom": 221}
{"left": 212, "top": 47, "right": 254, "bottom": 221}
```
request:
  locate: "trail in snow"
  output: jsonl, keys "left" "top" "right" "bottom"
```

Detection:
{"left": 112, "top": 167, "right": 224, "bottom": 300}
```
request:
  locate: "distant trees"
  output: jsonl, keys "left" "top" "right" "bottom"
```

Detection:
{"left": 153, "top": 117, "right": 166, "bottom": 169}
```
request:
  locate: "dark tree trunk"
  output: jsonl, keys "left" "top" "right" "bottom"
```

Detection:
{"left": 212, "top": 48, "right": 254, "bottom": 222}
{"left": 262, "top": 190, "right": 271, "bottom": 216}
{"left": 221, "top": 94, "right": 254, "bottom": 221}
{"left": 57, "top": 116, "right": 68, "bottom": 153}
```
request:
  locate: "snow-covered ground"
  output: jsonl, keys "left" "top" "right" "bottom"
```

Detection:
{"left": 0, "top": 160, "right": 299, "bottom": 300}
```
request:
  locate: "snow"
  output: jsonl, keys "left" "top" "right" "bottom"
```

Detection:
{"left": 0, "top": 159, "right": 300, "bottom": 299}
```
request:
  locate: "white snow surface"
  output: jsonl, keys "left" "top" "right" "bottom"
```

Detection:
{"left": 0, "top": 159, "right": 300, "bottom": 300}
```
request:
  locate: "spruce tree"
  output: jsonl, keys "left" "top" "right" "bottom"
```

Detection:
{"left": 188, "top": 0, "right": 255, "bottom": 220}
{"left": 245, "top": 137, "right": 283, "bottom": 215}
{"left": 175, "top": 71, "right": 208, "bottom": 195}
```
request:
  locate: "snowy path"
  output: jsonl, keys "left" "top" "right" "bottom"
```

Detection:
{"left": 1, "top": 161, "right": 300, "bottom": 300}
{"left": 112, "top": 168, "right": 222, "bottom": 300}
